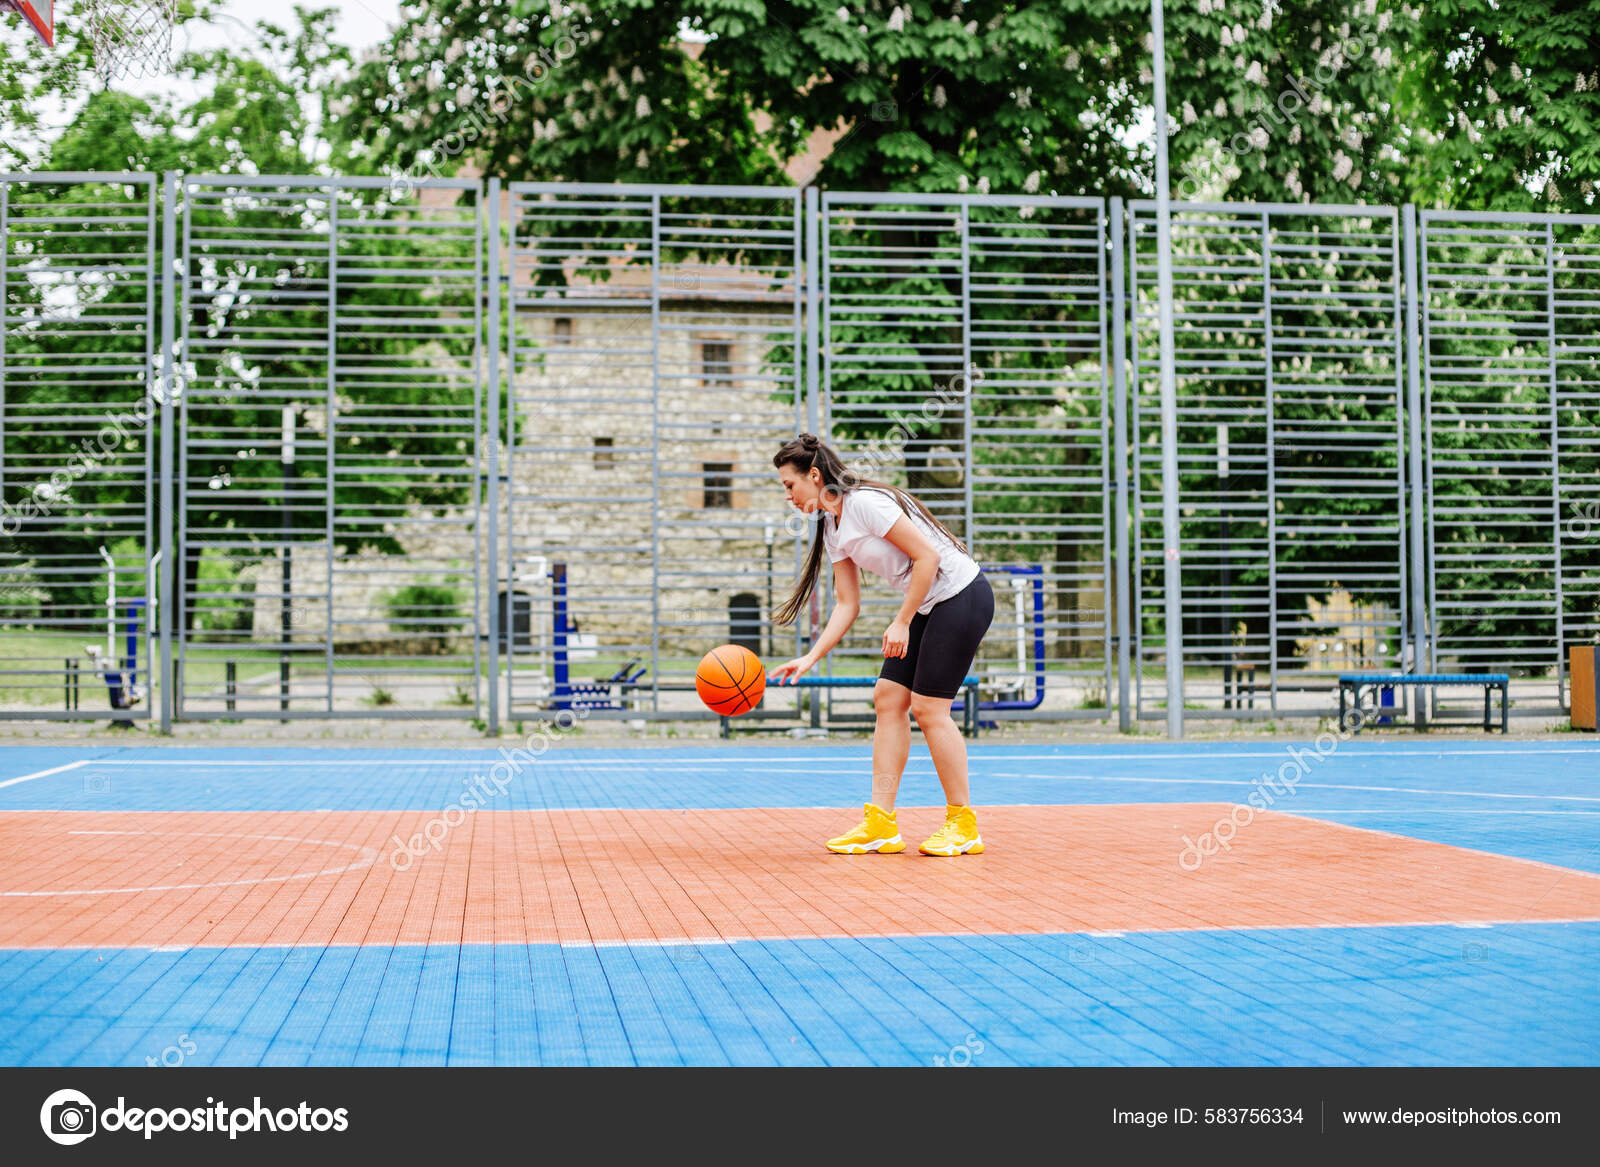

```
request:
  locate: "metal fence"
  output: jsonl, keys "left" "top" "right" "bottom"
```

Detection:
{"left": 170, "top": 175, "right": 486, "bottom": 720}
{"left": 2, "top": 172, "right": 1596, "bottom": 730}
{"left": 1, "top": 173, "right": 157, "bottom": 721}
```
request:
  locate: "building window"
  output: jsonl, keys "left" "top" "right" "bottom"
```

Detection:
{"left": 699, "top": 340, "right": 732, "bottom": 386}
{"left": 593, "top": 436, "right": 615, "bottom": 468}
{"left": 553, "top": 317, "right": 573, "bottom": 345}
{"left": 702, "top": 462, "right": 733, "bottom": 509}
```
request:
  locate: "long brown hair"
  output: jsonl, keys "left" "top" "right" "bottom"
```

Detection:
{"left": 771, "top": 433, "right": 969, "bottom": 627}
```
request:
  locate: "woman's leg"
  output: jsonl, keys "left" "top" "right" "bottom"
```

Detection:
{"left": 909, "top": 573, "right": 995, "bottom": 812}
{"left": 909, "top": 693, "right": 969, "bottom": 806}
{"left": 870, "top": 679, "right": 913, "bottom": 810}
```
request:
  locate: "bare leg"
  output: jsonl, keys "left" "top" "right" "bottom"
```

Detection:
{"left": 871, "top": 679, "right": 912, "bottom": 810}
{"left": 910, "top": 694, "right": 970, "bottom": 807}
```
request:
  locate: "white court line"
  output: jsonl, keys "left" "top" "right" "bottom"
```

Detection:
{"left": 0, "top": 760, "right": 89, "bottom": 789}
{"left": 45, "top": 745, "right": 1600, "bottom": 768}
{"left": 1, "top": 829, "right": 379, "bottom": 897}
{"left": 1295, "top": 809, "right": 1600, "bottom": 816}
{"left": 1011, "top": 773, "right": 1600, "bottom": 803}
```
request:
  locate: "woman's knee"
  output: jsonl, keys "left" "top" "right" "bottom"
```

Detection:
{"left": 909, "top": 693, "right": 953, "bottom": 725}
{"left": 874, "top": 681, "right": 912, "bottom": 716}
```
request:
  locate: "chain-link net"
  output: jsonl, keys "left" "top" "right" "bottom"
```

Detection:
{"left": 81, "top": 0, "right": 177, "bottom": 83}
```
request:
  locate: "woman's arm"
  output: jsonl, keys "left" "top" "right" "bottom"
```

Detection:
{"left": 770, "top": 559, "right": 860, "bottom": 682}
{"left": 879, "top": 516, "right": 941, "bottom": 656}
{"left": 805, "top": 558, "right": 861, "bottom": 663}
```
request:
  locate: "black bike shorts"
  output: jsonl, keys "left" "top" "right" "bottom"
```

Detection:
{"left": 878, "top": 572, "right": 995, "bottom": 700}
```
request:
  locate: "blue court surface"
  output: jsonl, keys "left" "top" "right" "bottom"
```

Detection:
{"left": 1, "top": 740, "right": 1597, "bottom": 1067}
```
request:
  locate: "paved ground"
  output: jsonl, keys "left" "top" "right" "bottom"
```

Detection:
{"left": 2, "top": 741, "right": 1598, "bottom": 1066}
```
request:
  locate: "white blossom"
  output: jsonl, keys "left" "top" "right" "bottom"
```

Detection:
{"left": 1343, "top": 126, "right": 1363, "bottom": 150}
{"left": 888, "top": 5, "right": 905, "bottom": 32}
{"left": 1023, "top": 170, "right": 1040, "bottom": 193}
{"left": 571, "top": 109, "right": 587, "bottom": 128}
{"left": 1286, "top": 168, "right": 1302, "bottom": 197}
{"left": 1483, "top": 58, "right": 1496, "bottom": 76}
{"left": 1016, "top": 86, "right": 1032, "bottom": 109}
{"left": 1332, "top": 151, "right": 1353, "bottom": 181}
{"left": 1377, "top": 11, "right": 1390, "bottom": 32}
{"left": 837, "top": 7, "right": 849, "bottom": 20}
{"left": 1018, "top": 205, "right": 1036, "bottom": 219}
{"left": 1510, "top": 62, "right": 1522, "bottom": 81}
{"left": 1249, "top": 126, "right": 1269, "bottom": 149}
{"left": 1221, "top": 25, "right": 1233, "bottom": 46}
{"left": 1140, "top": 65, "right": 1153, "bottom": 84}
{"left": 1494, "top": 108, "right": 1508, "bottom": 130}
{"left": 1182, "top": 101, "right": 1198, "bottom": 124}
{"left": 1065, "top": 50, "right": 1080, "bottom": 70}
{"left": 636, "top": 149, "right": 649, "bottom": 168}
{"left": 976, "top": 175, "right": 990, "bottom": 195}
{"left": 1288, "top": 122, "right": 1302, "bottom": 144}
{"left": 1546, "top": 178, "right": 1559, "bottom": 201}
{"left": 605, "top": 66, "right": 621, "bottom": 87}
{"left": 1213, "top": 98, "right": 1227, "bottom": 117}
{"left": 1348, "top": 168, "right": 1361, "bottom": 190}
{"left": 631, "top": 66, "right": 645, "bottom": 84}
{"left": 446, "top": 39, "right": 464, "bottom": 64}
{"left": 957, "top": 174, "right": 970, "bottom": 193}
{"left": 1575, "top": 75, "right": 1587, "bottom": 94}
{"left": 1245, "top": 60, "right": 1265, "bottom": 85}
{"left": 965, "top": 19, "right": 977, "bottom": 34}
{"left": 636, "top": 95, "right": 651, "bottom": 117}
{"left": 1258, "top": 7, "right": 1272, "bottom": 30}
{"left": 1487, "top": 83, "right": 1501, "bottom": 102}
{"left": 933, "top": 84, "right": 947, "bottom": 108}
{"left": 1232, "top": 23, "right": 1246, "bottom": 43}
{"left": 1198, "top": 0, "right": 1212, "bottom": 12}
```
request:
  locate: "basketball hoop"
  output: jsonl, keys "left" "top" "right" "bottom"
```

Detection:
{"left": 80, "top": 0, "right": 178, "bottom": 82}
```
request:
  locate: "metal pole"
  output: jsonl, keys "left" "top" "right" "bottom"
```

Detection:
{"left": 1402, "top": 204, "right": 1427, "bottom": 726}
{"left": 486, "top": 178, "right": 502, "bottom": 735}
{"left": 158, "top": 172, "right": 177, "bottom": 732}
{"left": 1546, "top": 220, "right": 1565, "bottom": 709}
{"left": 805, "top": 186, "right": 821, "bottom": 437}
{"left": 281, "top": 403, "right": 295, "bottom": 719}
{"left": 1110, "top": 197, "right": 1132, "bottom": 732}
{"left": 1151, "top": 0, "right": 1184, "bottom": 738}
{"left": 648, "top": 193, "right": 661, "bottom": 713}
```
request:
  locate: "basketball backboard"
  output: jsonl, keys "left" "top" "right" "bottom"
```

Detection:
{"left": 2, "top": 0, "right": 54, "bottom": 46}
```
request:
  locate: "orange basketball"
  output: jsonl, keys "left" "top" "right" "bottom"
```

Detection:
{"left": 695, "top": 644, "right": 766, "bottom": 717}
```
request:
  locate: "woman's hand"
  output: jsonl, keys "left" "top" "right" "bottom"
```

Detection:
{"left": 882, "top": 620, "right": 911, "bottom": 659}
{"left": 768, "top": 654, "right": 817, "bottom": 685}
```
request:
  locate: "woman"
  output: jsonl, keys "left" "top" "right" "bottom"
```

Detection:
{"left": 768, "top": 433, "right": 994, "bottom": 856}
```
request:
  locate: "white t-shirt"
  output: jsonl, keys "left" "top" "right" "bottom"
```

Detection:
{"left": 822, "top": 487, "right": 979, "bottom": 615}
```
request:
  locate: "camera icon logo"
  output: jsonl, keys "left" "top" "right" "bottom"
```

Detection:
{"left": 83, "top": 773, "right": 111, "bottom": 795}
{"left": 40, "top": 1089, "right": 97, "bottom": 1145}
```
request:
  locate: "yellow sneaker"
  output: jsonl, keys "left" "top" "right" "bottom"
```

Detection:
{"left": 919, "top": 804, "right": 984, "bottom": 856}
{"left": 826, "top": 803, "right": 906, "bottom": 854}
